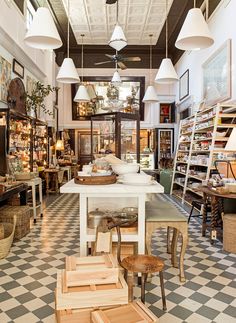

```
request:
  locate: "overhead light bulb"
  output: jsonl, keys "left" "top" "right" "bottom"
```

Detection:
{"left": 111, "top": 70, "right": 122, "bottom": 85}
{"left": 108, "top": 1, "right": 127, "bottom": 51}
{"left": 24, "top": 7, "right": 62, "bottom": 50}
{"left": 175, "top": 4, "right": 214, "bottom": 50}
{"left": 56, "top": 0, "right": 80, "bottom": 83}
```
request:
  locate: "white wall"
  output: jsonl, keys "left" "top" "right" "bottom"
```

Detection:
{"left": 0, "top": 0, "right": 56, "bottom": 121}
{"left": 175, "top": 0, "right": 236, "bottom": 105}
{"left": 57, "top": 67, "right": 176, "bottom": 130}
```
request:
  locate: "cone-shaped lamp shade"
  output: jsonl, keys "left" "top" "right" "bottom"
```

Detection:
{"left": 24, "top": 7, "right": 62, "bottom": 49}
{"left": 55, "top": 140, "right": 64, "bottom": 151}
{"left": 109, "top": 24, "right": 127, "bottom": 51}
{"left": 143, "top": 85, "right": 159, "bottom": 103}
{"left": 175, "top": 8, "right": 214, "bottom": 50}
{"left": 74, "top": 85, "right": 90, "bottom": 102}
{"left": 225, "top": 128, "right": 236, "bottom": 151}
{"left": 111, "top": 70, "right": 122, "bottom": 84}
{"left": 155, "top": 58, "right": 179, "bottom": 84}
{"left": 56, "top": 58, "right": 80, "bottom": 83}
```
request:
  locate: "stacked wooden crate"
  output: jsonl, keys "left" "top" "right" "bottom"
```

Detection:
{"left": 55, "top": 254, "right": 128, "bottom": 323}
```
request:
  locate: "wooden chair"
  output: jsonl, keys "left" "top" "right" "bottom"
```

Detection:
{"left": 108, "top": 217, "right": 167, "bottom": 310}
{"left": 145, "top": 199, "right": 188, "bottom": 282}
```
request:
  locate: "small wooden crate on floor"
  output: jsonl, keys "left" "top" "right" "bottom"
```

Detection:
{"left": 91, "top": 301, "right": 159, "bottom": 323}
{"left": 56, "top": 271, "right": 128, "bottom": 310}
{"left": 62, "top": 255, "right": 119, "bottom": 292}
{"left": 0, "top": 205, "right": 31, "bottom": 240}
{"left": 112, "top": 242, "right": 137, "bottom": 261}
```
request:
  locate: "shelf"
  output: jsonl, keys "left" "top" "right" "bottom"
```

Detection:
{"left": 196, "top": 115, "right": 215, "bottom": 124}
{"left": 191, "top": 150, "right": 210, "bottom": 153}
{"left": 179, "top": 141, "right": 191, "bottom": 144}
{"left": 197, "top": 106, "right": 215, "bottom": 115}
{"left": 175, "top": 171, "right": 186, "bottom": 175}
{"left": 186, "top": 187, "right": 203, "bottom": 197}
{"left": 188, "top": 175, "right": 205, "bottom": 181}
{"left": 189, "top": 163, "right": 208, "bottom": 167}
{"left": 217, "top": 124, "right": 236, "bottom": 128}
{"left": 176, "top": 161, "right": 188, "bottom": 164}
{"left": 172, "top": 193, "right": 183, "bottom": 200}
{"left": 174, "top": 181, "right": 185, "bottom": 188}
{"left": 195, "top": 125, "right": 214, "bottom": 132}
{"left": 178, "top": 150, "right": 190, "bottom": 153}
{"left": 219, "top": 113, "right": 236, "bottom": 118}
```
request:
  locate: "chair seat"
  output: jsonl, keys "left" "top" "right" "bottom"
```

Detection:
{"left": 121, "top": 255, "right": 164, "bottom": 274}
{"left": 146, "top": 208, "right": 187, "bottom": 222}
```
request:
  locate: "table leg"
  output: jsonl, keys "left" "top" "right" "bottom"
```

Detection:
{"left": 171, "top": 228, "right": 178, "bottom": 268}
{"left": 32, "top": 183, "right": 37, "bottom": 223}
{"left": 202, "top": 192, "right": 208, "bottom": 237}
{"left": 20, "top": 189, "right": 27, "bottom": 205}
{"left": 55, "top": 174, "right": 59, "bottom": 193}
{"left": 179, "top": 227, "right": 188, "bottom": 282}
{"left": 45, "top": 173, "right": 49, "bottom": 194}
{"left": 39, "top": 180, "right": 43, "bottom": 217}
{"left": 80, "top": 194, "right": 87, "bottom": 256}
{"left": 210, "top": 195, "right": 219, "bottom": 244}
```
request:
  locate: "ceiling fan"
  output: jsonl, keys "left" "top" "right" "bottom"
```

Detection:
{"left": 94, "top": 53, "right": 141, "bottom": 70}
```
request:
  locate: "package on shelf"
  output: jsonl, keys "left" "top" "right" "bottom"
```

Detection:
{"left": 62, "top": 255, "right": 119, "bottom": 293}
{"left": 56, "top": 270, "right": 128, "bottom": 310}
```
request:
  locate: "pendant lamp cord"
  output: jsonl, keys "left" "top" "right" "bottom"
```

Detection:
{"left": 149, "top": 34, "right": 153, "bottom": 85}
{"left": 194, "top": 0, "right": 196, "bottom": 8}
{"left": 67, "top": 0, "right": 70, "bottom": 58}
{"left": 81, "top": 34, "right": 84, "bottom": 82}
{"left": 165, "top": 0, "right": 168, "bottom": 58}
{"left": 116, "top": 0, "right": 118, "bottom": 24}
{"left": 116, "top": 50, "right": 118, "bottom": 71}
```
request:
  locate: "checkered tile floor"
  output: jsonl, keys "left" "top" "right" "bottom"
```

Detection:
{"left": 0, "top": 193, "right": 235, "bottom": 322}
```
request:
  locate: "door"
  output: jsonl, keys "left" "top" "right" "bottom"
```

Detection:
{"left": 156, "top": 128, "right": 174, "bottom": 169}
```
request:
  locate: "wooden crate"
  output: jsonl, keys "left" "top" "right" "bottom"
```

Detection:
{"left": 62, "top": 255, "right": 119, "bottom": 292}
{"left": 91, "top": 301, "right": 159, "bottom": 323}
{"left": 112, "top": 242, "right": 137, "bottom": 261}
{"left": 56, "top": 271, "right": 128, "bottom": 310}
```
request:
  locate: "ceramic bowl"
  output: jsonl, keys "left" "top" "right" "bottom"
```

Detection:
{"left": 111, "top": 163, "right": 139, "bottom": 175}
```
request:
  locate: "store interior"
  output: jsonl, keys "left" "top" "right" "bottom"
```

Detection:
{"left": 0, "top": 0, "right": 236, "bottom": 322}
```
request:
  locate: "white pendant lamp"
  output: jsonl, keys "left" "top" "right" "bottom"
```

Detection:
{"left": 56, "top": 0, "right": 80, "bottom": 83}
{"left": 175, "top": 0, "right": 214, "bottom": 50}
{"left": 225, "top": 128, "right": 236, "bottom": 151}
{"left": 111, "top": 70, "right": 122, "bottom": 84}
{"left": 155, "top": 0, "right": 178, "bottom": 84}
{"left": 24, "top": 7, "right": 62, "bottom": 50}
{"left": 74, "top": 34, "right": 90, "bottom": 102}
{"left": 108, "top": 1, "right": 127, "bottom": 51}
{"left": 143, "top": 34, "right": 159, "bottom": 103}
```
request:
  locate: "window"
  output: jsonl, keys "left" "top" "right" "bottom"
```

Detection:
{"left": 26, "top": 0, "right": 35, "bottom": 29}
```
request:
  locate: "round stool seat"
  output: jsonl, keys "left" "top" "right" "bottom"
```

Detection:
{"left": 121, "top": 255, "right": 164, "bottom": 274}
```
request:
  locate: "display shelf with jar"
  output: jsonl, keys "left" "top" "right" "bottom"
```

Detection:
{"left": 171, "top": 103, "right": 236, "bottom": 205}
{"left": 32, "top": 120, "right": 48, "bottom": 171}
{"left": 90, "top": 112, "right": 140, "bottom": 164}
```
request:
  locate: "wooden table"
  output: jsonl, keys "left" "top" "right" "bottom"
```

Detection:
{"left": 0, "top": 183, "right": 28, "bottom": 205}
{"left": 60, "top": 179, "right": 164, "bottom": 256}
{"left": 198, "top": 186, "right": 236, "bottom": 243}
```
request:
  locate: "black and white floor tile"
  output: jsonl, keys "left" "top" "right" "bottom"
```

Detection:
{"left": 0, "top": 193, "right": 235, "bottom": 323}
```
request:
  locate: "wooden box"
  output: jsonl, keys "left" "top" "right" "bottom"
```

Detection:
{"left": 62, "top": 255, "right": 119, "bottom": 292}
{"left": 112, "top": 242, "right": 137, "bottom": 261}
{"left": 0, "top": 205, "right": 30, "bottom": 240}
{"left": 91, "top": 301, "right": 159, "bottom": 323}
{"left": 56, "top": 271, "right": 128, "bottom": 310}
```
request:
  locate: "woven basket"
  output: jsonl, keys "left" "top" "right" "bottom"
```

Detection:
{"left": 74, "top": 174, "right": 116, "bottom": 185}
{"left": 223, "top": 214, "right": 236, "bottom": 253}
{"left": 0, "top": 215, "right": 16, "bottom": 259}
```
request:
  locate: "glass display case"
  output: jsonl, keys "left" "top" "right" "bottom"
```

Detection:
{"left": 33, "top": 120, "right": 48, "bottom": 170}
{"left": 155, "top": 128, "right": 174, "bottom": 169}
{"left": 90, "top": 112, "right": 140, "bottom": 163}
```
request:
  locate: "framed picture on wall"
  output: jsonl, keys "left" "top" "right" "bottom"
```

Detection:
{"left": 179, "top": 69, "right": 189, "bottom": 101}
{"left": 202, "top": 39, "right": 231, "bottom": 105}
{"left": 13, "top": 59, "right": 24, "bottom": 79}
{"left": 0, "top": 56, "right": 12, "bottom": 103}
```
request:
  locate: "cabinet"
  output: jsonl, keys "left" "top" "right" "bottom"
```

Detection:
{"left": 33, "top": 120, "right": 48, "bottom": 169}
{"left": 155, "top": 128, "right": 174, "bottom": 168}
{"left": 159, "top": 103, "right": 175, "bottom": 123}
{"left": 90, "top": 112, "right": 140, "bottom": 163}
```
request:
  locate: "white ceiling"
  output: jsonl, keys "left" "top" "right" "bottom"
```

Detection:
{"left": 62, "top": 0, "right": 174, "bottom": 45}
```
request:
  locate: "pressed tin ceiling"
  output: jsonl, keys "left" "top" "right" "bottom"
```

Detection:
{"left": 61, "top": 0, "right": 173, "bottom": 46}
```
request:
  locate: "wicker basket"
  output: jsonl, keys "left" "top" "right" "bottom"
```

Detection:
{"left": 74, "top": 174, "right": 116, "bottom": 185}
{"left": 0, "top": 215, "right": 16, "bottom": 259}
{"left": 223, "top": 214, "right": 236, "bottom": 253}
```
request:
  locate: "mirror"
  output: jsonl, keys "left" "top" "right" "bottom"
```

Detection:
{"left": 71, "top": 76, "right": 145, "bottom": 121}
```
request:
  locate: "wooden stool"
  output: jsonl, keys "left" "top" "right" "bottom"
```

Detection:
{"left": 108, "top": 218, "right": 167, "bottom": 310}
{"left": 145, "top": 205, "right": 188, "bottom": 283}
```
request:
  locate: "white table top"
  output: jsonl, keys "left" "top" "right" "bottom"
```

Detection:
{"left": 60, "top": 179, "right": 164, "bottom": 194}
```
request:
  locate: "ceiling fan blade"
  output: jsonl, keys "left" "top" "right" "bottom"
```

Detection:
{"left": 122, "top": 57, "right": 141, "bottom": 62}
{"left": 118, "top": 62, "right": 127, "bottom": 70}
{"left": 94, "top": 61, "right": 112, "bottom": 65}
{"left": 105, "top": 54, "right": 114, "bottom": 59}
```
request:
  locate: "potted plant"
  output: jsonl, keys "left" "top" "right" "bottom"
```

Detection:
{"left": 25, "top": 81, "right": 58, "bottom": 119}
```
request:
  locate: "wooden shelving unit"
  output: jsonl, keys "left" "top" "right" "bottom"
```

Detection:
{"left": 171, "top": 103, "right": 236, "bottom": 204}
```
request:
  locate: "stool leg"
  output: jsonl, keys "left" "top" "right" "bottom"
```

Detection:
{"left": 127, "top": 272, "right": 134, "bottom": 302}
{"left": 188, "top": 205, "right": 194, "bottom": 223}
{"left": 141, "top": 273, "right": 147, "bottom": 304}
{"left": 39, "top": 181, "right": 43, "bottom": 217}
{"left": 171, "top": 228, "right": 178, "bottom": 268}
{"left": 159, "top": 271, "right": 167, "bottom": 311}
{"left": 167, "top": 226, "right": 172, "bottom": 254}
{"left": 123, "top": 268, "right": 128, "bottom": 282}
